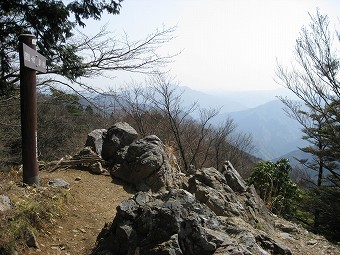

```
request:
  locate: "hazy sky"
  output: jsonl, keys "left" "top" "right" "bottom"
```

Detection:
{"left": 80, "top": 0, "right": 339, "bottom": 92}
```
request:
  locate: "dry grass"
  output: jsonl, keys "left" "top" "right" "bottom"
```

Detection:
{"left": 0, "top": 169, "right": 69, "bottom": 254}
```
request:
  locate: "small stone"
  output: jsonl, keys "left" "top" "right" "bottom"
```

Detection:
{"left": 26, "top": 229, "right": 39, "bottom": 249}
{"left": 89, "top": 162, "right": 104, "bottom": 175}
{"left": 307, "top": 240, "right": 317, "bottom": 245}
{"left": 0, "top": 195, "right": 12, "bottom": 213}
{"left": 59, "top": 243, "right": 70, "bottom": 250}
{"left": 48, "top": 178, "right": 69, "bottom": 189}
{"left": 79, "top": 228, "right": 86, "bottom": 233}
{"left": 75, "top": 177, "right": 81, "bottom": 181}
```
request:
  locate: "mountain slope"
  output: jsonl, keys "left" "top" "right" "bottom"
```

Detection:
{"left": 219, "top": 100, "right": 307, "bottom": 160}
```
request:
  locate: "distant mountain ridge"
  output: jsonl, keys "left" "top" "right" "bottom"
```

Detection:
{"left": 217, "top": 100, "right": 307, "bottom": 160}
{"left": 181, "top": 86, "right": 299, "bottom": 112}
{"left": 85, "top": 85, "right": 305, "bottom": 160}
{"left": 176, "top": 87, "right": 306, "bottom": 160}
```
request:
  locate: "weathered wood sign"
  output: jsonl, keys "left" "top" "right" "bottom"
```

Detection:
{"left": 22, "top": 43, "right": 47, "bottom": 73}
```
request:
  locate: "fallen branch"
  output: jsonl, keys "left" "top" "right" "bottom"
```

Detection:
{"left": 44, "top": 155, "right": 106, "bottom": 172}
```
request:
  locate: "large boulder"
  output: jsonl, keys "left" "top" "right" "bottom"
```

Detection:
{"left": 93, "top": 189, "right": 291, "bottom": 255}
{"left": 85, "top": 129, "right": 107, "bottom": 156}
{"left": 110, "top": 135, "right": 182, "bottom": 192}
{"left": 188, "top": 167, "right": 273, "bottom": 230}
{"left": 101, "top": 123, "right": 138, "bottom": 161}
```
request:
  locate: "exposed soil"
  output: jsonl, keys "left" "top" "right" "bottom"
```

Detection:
{"left": 23, "top": 168, "right": 134, "bottom": 255}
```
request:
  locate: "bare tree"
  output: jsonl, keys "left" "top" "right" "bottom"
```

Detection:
{"left": 185, "top": 108, "right": 220, "bottom": 169}
{"left": 212, "top": 118, "right": 237, "bottom": 170}
{"left": 112, "top": 81, "right": 150, "bottom": 136}
{"left": 2, "top": 24, "right": 176, "bottom": 101}
{"left": 146, "top": 73, "right": 198, "bottom": 172}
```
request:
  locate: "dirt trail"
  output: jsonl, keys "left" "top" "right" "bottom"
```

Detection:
{"left": 23, "top": 169, "right": 133, "bottom": 255}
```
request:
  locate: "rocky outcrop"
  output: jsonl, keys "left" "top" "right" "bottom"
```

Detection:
{"left": 92, "top": 188, "right": 291, "bottom": 255}
{"left": 59, "top": 123, "right": 182, "bottom": 191}
{"left": 69, "top": 123, "right": 294, "bottom": 254}
{"left": 110, "top": 135, "right": 183, "bottom": 192}
{"left": 188, "top": 167, "right": 272, "bottom": 229}
{"left": 101, "top": 122, "right": 138, "bottom": 161}
{"left": 92, "top": 165, "right": 291, "bottom": 255}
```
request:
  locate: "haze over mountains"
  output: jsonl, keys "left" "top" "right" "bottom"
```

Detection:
{"left": 180, "top": 86, "right": 299, "bottom": 112}
{"left": 90, "top": 85, "right": 305, "bottom": 160}
{"left": 179, "top": 86, "right": 305, "bottom": 160}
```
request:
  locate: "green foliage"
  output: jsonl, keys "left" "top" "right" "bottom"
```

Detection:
{"left": 313, "top": 186, "right": 340, "bottom": 242}
{"left": 36, "top": 89, "right": 107, "bottom": 161}
{"left": 296, "top": 185, "right": 340, "bottom": 242}
{"left": 247, "top": 158, "right": 299, "bottom": 218}
{"left": 0, "top": 89, "right": 109, "bottom": 167}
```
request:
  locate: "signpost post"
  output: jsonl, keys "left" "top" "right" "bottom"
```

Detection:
{"left": 18, "top": 34, "right": 46, "bottom": 186}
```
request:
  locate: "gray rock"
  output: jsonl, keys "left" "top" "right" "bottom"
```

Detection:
{"left": 111, "top": 135, "right": 182, "bottom": 192}
{"left": 89, "top": 162, "right": 105, "bottom": 175}
{"left": 275, "top": 221, "right": 300, "bottom": 234}
{"left": 221, "top": 161, "right": 247, "bottom": 192}
{"left": 85, "top": 129, "right": 106, "bottom": 155}
{"left": 244, "top": 185, "right": 274, "bottom": 228}
{"left": 307, "top": 239, "right": 318, "bottom": 245}
{"left": 48, "top": 178, "right": 69, "bottom": 189}
{"left": 75, "top": 146, "right": 97, "bottom": 158}
{"left": 93, "top": 189, "right": 226, "bottom": 255}
{"left": 101, "top": 122, "right": 138, "bottom": 161}
{"left": 26, "top": 229, "right": 39, "bottom": 249}
{"left": 92, "top": 127, "right": 292, "bottom": 255}
{"left": 188, "top": 167, "right": 244, "bottom": 217}
{"left": 93, "top": 189, "right": 290, "bottom": 255}
{"left": 0, "top": 195, "right": 11, "bottom": 213}
{"left": 256, "top": 234, "right": 292, "bottom": 255}
{"left": 187, "top": 167, "right": 274, "bottom": 234}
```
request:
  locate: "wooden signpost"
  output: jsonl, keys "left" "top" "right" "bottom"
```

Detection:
{"left": 22, "top": 43, "right": 46, "bottom": 73}
{"left": 18, "top": 34, "right": 46, "bottom": 186}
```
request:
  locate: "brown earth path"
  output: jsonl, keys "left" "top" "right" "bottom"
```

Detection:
{"left": 23, "top": 169, "right": 133, "bottom": 255}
